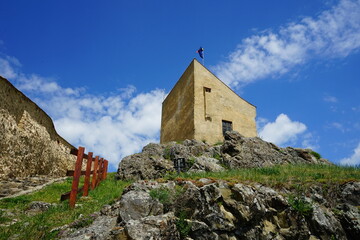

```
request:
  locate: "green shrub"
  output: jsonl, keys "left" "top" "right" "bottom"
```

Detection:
{"left": 288, "top": 195, "right": 313, "bottom": 216}
{"left": 175, "top": 211, "right": 192, "bottom": 238}
{"left": 288, "top": 184, "right": 313, "bottom": 216}
{"left": 311, "top": 151, "right": 322, "bottom": 159}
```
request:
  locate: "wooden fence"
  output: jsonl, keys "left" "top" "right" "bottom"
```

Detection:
{"left": 60, "top": 146, "right": 109, "bottom": 208}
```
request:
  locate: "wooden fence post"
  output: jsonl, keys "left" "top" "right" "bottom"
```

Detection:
{"left": 69, "top": 146, "right": 85, "bottom": 208}
{"left": 83, "top": 152, "right": 93, "bottom": 197}
{"left": 97, "top": 158, "right": 104, "bottom": 187}
{"left": 91, "top": 156, "right": 99, "bottom": 190}
{"left": 102, "top": 160, "right": 108, "bottom": 180}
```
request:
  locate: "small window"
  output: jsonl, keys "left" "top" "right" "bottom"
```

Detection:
{"left": 204, "top": 87, "right": 211, "bottom": 93}
{"left": 222, "top": 120, "right": 233, "bottom": 136}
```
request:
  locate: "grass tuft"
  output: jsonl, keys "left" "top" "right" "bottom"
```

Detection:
{"left": 164, "top": 164, "right": 360, "bottom": 189}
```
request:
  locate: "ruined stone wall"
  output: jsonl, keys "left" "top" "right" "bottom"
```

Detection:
{"left": 160, "top": 62, "right": 195, "bottom": 143}
{"left": 193, "top": 60, "right": 257, "bottom": 144}
{"left": 0, "top": 76, "right": 75, "bottom": 179}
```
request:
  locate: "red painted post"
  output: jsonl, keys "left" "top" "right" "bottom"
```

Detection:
{"left": 102, "top": 160, "right": 108, "bottom": 180}
{"left": 91, "top": 156, "right": 99, "bottom": 190}
{"left": 83, "top": 152, "right": 93, "bottom": 197}
{"left": 97, "top": 158, "right": 104, "bottom": 186}
{"left": 69, "top": 146, "right": 85, "bottom": 208}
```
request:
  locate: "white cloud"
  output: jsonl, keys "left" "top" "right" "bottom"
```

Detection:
{"left": 0, "top": 55, "right": 20, "bottom": 79}
{"left": 324, "top": 95, "right": 338, "bottom": 103}
{"left": 0, "top": 54, "right": 166, "bottom": 170}
{"left": 340, "top": 142, "right": 360, "bottom": 165}
{"left": 214, "top": 0, "right": 360, "bottom": 87}
{"left": 330, "top": 122, "right": 348, "bottom": 133}
{"left": 258, "top": 113, "right": 307, "bottom": 146}
{"left": 42, "top": 88, "right": 165, "bottom": 170}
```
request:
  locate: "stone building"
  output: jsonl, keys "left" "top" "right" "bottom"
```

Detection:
{"left": 160, "top": 59, "right": 257, "bottom": 145}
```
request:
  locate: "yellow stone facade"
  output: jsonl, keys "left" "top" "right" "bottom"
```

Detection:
{"left": 160, "top": 59, "right": 257, "bottom": 144}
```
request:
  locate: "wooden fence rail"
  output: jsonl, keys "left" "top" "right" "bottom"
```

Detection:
{"left": 60, "top": 146, "right": 109, "bottom": 208}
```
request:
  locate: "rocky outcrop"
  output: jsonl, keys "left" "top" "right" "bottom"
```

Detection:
{"left": 59, "top": 179, "right": 360, "bottom": 240}
{"left": 116, "top": 131, "right": 331, "bottom": 181}
{"left": 221, "top": 131, "right": 330, "bottom": 168}
{"left": 116, "top": 140, "right": 224, "bottom": 180}
{"left": 0, "top": 76, "right": 75, "bottom": 179}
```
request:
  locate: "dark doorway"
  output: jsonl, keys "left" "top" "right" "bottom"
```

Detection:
{"left": 222, "top": 120, "right": 233, "bottom": 136}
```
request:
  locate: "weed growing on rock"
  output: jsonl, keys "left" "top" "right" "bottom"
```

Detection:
{"left": 149, "top": 187, "right": 171, "bottom": 206}
{"left": 175, "top": 210, "right": 192, "bottom": 238}
{"left": 149, "top": 185, "right": 186, "bottom": 212}
{"left": 311, "top": 151, "right": 322, "bottom": 159}
{"left": 187, "top": 157, "right": 196, "bottom": 168}
{"left": 288, "top": 195, "right": 313, "bottom": 216}
{"left": 163, "top": 147, "right": 171, "bottom": 160}
{"left": 288, "top": 185, "right": 313, "bottom": 216}
{"left": 212, "top": 153, "right": 222, "bottom": 161}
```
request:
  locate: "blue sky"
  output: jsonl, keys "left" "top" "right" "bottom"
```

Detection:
{"left": 1, "top": 0, "right": 360, "bottom": 171}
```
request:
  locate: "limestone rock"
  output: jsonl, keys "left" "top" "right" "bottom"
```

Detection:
{"left": 221, "top": 131, "right": 331, "bottom": 168}
{"left": 188, "top": 156, "right": 225, "bottom": 173}
{"left": 115, "top": 143, "right": 174, "bottom": 180}
{"left": 119, "top": 191, "right": 163, "bottom": 222}
{"left": 340, "top": 181, "right": 360, "bottom": 206}
{"left": 116, "top": 140, "right": 223, "bottom": 180}
{"left": 125, "top": 212, "right": 180, "bottom": 240}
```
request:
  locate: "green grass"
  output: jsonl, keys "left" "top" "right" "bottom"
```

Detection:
{"left": 0, "top": 173, "right": 131, "bottom": 240}
{"left": 149, "top": 185, "right": 185, "bottom": 211}
{"left": 165, "top": 164, "right": 360, "bottom": 188}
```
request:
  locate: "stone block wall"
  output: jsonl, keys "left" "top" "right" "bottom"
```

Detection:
{"left": 0, "top": 76, "right": 75, "bottom": 179}
{"left": 160, "top": 59, "right": 257, "bottom": 145}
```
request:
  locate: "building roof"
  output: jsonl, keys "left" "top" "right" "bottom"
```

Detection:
{"left": 163, "top": 59, "right": 256, "bottom": 108}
